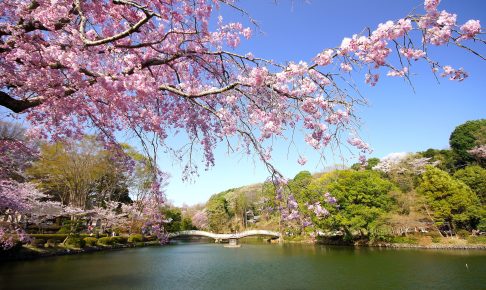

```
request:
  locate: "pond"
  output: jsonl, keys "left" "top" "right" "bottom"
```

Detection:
{"left": 1, "top": 241, "right": 486, "bottom": 289}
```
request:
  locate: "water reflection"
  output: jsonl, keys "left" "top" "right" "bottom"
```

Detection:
{"left": 1, "top": 243, "right": 485, "bottom": 290}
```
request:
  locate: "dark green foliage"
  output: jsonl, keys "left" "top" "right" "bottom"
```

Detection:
{"left": 206, "top": 193, "right": 230, "bottom": 232}
{"left": 454, "top": 165, "right": 486, "bottom": 204}
{"left": 128, "top": 234, "right": 144, "bottom": 243}
{"left": 365, "top": 158, "right": 380, "bottom": 170}
{"left": 111, "top": 236, "right": 128, "bottom": 244}
{"left": 449, "top": 119, "right": 486, "bottom": 166}
{"left": 419, "top": 148, "right": 457, "bottom": 173}
{"left": 97, "top": 237, "right": 114, "bottom": 246}
{"left": 29, "top": 234, "right": 107, "bottom": 241}
{"left": 64, "top": 237, "right": 86, "bottom": 248}
{"left": 30, "top": 234, "right": 68, "bottom": 242}
{"left": 83, "top": 237, "right": 98, "bottom": 246}
{"left": 58, "top": 219, "right": 84, "bottom": 235}
{"left": 478, "top": 215, "right": 486, "bottom": 232}
{"left": 350, "top": 163, "right": 361, "bottom": 171}
{"left": 350, "top": 158, "right": 380, "bottom": 171}
{"left": 162, "top": 207, "right": 182, "bottom": 233}
{"left": 30, "top": 238, "right": 46, "bottom": 247}
{"left": 181, "top": 216, "right": 195, "bottom": 230}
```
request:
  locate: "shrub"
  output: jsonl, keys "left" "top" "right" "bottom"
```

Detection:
{"left": 128, "top": 234, "right": 144, "bottom": 243}
{"left": 97, "top": 237, "right": 114, "bottom": 246}
{"left": 112, "top": 236, "right": 128, "bottom": 244}
{"left": 64, "top": 237, "right": 86, "bottom": 248}
{"left": 30, "top": 238, "right": 46, "bottom": 247}
{"left": 30, "top": 234, "right": 67, "bottom": 242}
{"left": 456, "top": 229, "right": 471, "bottom": 239}
{"left": 83, "top": 237, "right": 98, "bottom": 247}
{"left": 58, "top": 220, "right": 84, "bottom": 235}
{"left": 0, "top": 240, "right": 23, "bottom": 252}
{"left": 44, "top": 239, "right": 57, "bottom": 248}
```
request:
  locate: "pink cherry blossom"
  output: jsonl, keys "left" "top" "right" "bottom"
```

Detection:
{"left": 425, "top": 0, "right": 441, "bottom": 13}
{"left": 297, "top": 156, "right": 308, "bottom": 166}
{"left": 400, "top": 48, "right": 426, "bottom": 60}
{"left": 315, "top": 49, "right": 334, "bottom": 66}
{"left": 459, "top": 20, "right": 481, "bottom": 40}
{"left": 441, "top": 66, "right": 468, "bottom": 81}
{"left": 340, "top": 63, "right": 353, "bottom": 72}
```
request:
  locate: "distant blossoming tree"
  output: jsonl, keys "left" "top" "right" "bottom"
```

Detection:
{"left": 192, "top": 209, "right": 209, "bottom": 230}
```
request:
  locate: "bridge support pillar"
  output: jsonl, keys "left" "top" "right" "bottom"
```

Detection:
{"left": 223, "top": 237, "right": 241, "bottom": 247}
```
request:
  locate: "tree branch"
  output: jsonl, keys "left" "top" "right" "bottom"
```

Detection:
{"left": 0, "top": 91, "right": 44, "bottom": 113}
{"left": 75, "top": 0, "right": 154, "bottom": 47}
{"left": 159, "top": 83, "right": 242, "bottom": 99}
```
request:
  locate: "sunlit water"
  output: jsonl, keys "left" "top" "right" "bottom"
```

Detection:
{"left": 1, "top": 241, "right": 486, "bottom": 290}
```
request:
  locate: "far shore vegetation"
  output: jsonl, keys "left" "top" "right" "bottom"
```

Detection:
{"left": 1, "top": 119, "right": 486, "bottom": 260}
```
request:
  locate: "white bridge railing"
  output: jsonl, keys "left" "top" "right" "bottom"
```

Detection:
{"left": 168, "top": 230, "right": 281, "bottom": 240}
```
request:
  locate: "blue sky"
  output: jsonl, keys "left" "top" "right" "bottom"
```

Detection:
{"left": 163, "top": 0, "right": 486, "bottom": 206}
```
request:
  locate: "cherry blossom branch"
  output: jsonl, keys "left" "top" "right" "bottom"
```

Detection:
{"left": 75, "top": 0, "right": 154, "bottom": 47}
{"left": 159, "top": 82, "right": 242, "bottom": 99}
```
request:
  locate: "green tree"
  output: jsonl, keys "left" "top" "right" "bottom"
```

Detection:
{"left": 449, "top": 119, "right": 486, "bottom": 166}
{"left": 417, "top": 166, "right": 481, "bottom": 233}
{"left": 350, "top": 158, "right": 380, "bottom": 171}
{"left": 454, "top": 165, "right": 486, "bottom": 205}
{"left": 163, "top": 207, "right": 182, "bottom": 233}
{"left": 27, "top": 138, "right": 136, "bottom": 209}
{"left": 419, "top": 148, "right": 457, "bottom": 173}
{"left": 289, "top": 171, "right": 313, "bottom": 200}
{"left": 27, "top": 138, "right": 108, "bottom": 208}
{"left": 206, "top": 193, "right": 230, "bottom": 232}
{"left": 181, "top": 216, "right": 195, "bottom": 231}
{"left": 306, "top": 170, "right": 395, "bottom": 239}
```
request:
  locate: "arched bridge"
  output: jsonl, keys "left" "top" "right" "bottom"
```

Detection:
{"left": 169, "top": 230, "right": 281, "bottom": 241}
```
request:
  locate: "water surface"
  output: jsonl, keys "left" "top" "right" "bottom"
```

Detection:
{"left": 1, "top": 242, "right": 485, "bottom": 290}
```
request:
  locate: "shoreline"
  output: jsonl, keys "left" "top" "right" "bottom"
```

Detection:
{"left": 287, "top": 237, "right": 486, "bottom": 250}
{"left": 0, "top": 241, "right": 162, "bottom": 262}
{"left": 3, "top": 240, "right": 486, "bottom": 263}
{"left": 369, "top": 243, "right": 486, "bottom": 250}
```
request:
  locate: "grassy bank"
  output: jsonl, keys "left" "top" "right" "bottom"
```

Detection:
{"left": 315, "top": 234, "right": 486, "bottom": 249}
{"left": 0, "top": 234, "right": 161, "bottom": 262}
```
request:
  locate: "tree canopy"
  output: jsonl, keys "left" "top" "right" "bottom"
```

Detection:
{"left": 417, "top": 166, "right": 482, "bottom": 231}
{"left": 454, "top": 165, "right": 486, "bottom": 205}
{"left": 449, "top": 119, "right": 486, "bottom": 166}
